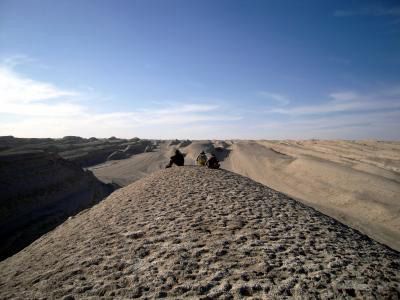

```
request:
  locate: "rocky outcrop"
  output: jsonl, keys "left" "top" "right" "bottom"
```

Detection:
{"left": 61, "top": 136, "right": 86, "bottom": 143}
{"left": 107, "top": 150, "right": 127, "bottom": 160}
{"left": 168, "top": 139, "right": 181, "bottom": 146}
{"left": 179, "top": 139, "right": 192, "bottom": 147}
{"left": 51, "top": 138, "right": 132, "bottom": 167}
{"left": 0, "top": 150, "right": 116, "bottom": 260}
{"left": 107, "top": 141, "right": 153, "bottom": 161}
{"left": 0, "top": 136, "right": 153, "bottom": 167}
{"left": 0, "top": 167, "right": 399, "bottom": 298}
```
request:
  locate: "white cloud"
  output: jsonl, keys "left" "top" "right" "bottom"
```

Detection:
{"left": 153, "top": 104, "right": 219, "bottom": 115}
{"left": 258, "top": 91, "right": 290, "bottom": 105}
{"left": 1, "top": 102, "right": 85, "bottom": 117}
{"left": 267, "top": 88, "right": 400, "bottom": 116}
{"left": 2, "top": 54, "right": 36, "bottom": 68}
{"left": 0, "top": 65, "right": 240, "bottom": 138}
{"left": 1, "top": 57, "right": 398, "bottom": 140}
{"left": 256, "top": 110, "right": 400, "bottom": 140}
{"left": 0, "top": 67, "right": 78, "bottom": 104}
{"left": 267, "top": 101, "right": 357, "bottom": 115}
{"left": 0, "top": 65, "right": 86, "bottom": 119}
{"left": 256, "top": 87, "right": 400, "bottom": 140}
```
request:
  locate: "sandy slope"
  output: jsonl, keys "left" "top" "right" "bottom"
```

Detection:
{"left": 89, "top": 151, "right": 168, "bottom": 186}
{"left": 90, "top": 140, "right": 400, "bottom": 251}
{"left": 221, "top": 140, "right": 400, "bottom": 251}
{"left": 1, "top": 167, "right": 399, "bottom": 299}
{"left": 89, "top": 141, "right": 215, "bottom": 185}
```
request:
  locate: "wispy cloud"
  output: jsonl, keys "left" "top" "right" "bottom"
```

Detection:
{"left": 256, "top": 110, "right": 400, "bottom": 140}
{"left": 258, "top": 91, "right": 290, "bottom": 106}
{"left": 2, "top": 54, "right": 36, "bottom": 68}
{"left": 1, "top": 56, "right": 399, "bottom": 140}
{"left": 255, "top": 86, "right": 400, "bottom": 140}
{"left": 382, "top": 85, "right": 400, "bottom": 96}
{"left": 334, "top": 6, "right": 400, "bottom": 17}
{"left": 266, "top": 88, "right": 400, "bottom": 116}
{"left": 0, "top": 66, "right": 83, "bottom": 117}
{"left": 0, "top": 67, "right": 77, "bottom": 104}
{"left": 0, "top": 63, "right": 240, "bottom": 138}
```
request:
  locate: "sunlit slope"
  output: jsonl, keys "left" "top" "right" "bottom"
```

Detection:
{"left": 221, "top": 140, "right": 400, "bottom": 251}
{"left": 1, "top": 167, "right": 399, "bottom": 298}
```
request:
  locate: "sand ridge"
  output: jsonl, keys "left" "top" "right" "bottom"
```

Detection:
{"left": 89, "top": 140, "right": 400, "bottom": 251}
{"left": 1, "top": 167, "right": 399, "bottom": 299}
{"left": 221, "top": 140, "right": 400, "bottom": 251}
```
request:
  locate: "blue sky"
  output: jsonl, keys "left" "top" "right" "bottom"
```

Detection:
{"left": 0, "top": 0, "right": 399, "bottom": 139}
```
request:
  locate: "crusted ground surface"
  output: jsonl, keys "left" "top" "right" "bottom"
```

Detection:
{"left": 0, "top": 167, "right": 399, "bottom": 299}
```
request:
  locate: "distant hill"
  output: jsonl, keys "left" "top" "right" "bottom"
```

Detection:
{"left": 0, "top": 136, "right": 154, "bottom": 167}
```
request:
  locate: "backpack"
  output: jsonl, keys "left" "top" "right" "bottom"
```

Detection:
{"left": 197, "top": 154, "right": 207, "bottom": 166}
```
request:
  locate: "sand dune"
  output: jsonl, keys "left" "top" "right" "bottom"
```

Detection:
{"left": 221, "top": 140, "right": 400, "bottom": 251}
{"left": 1, "top": 167, "right": 399, "bottom": 298}
{"left": 89, "top": 140, "right": 400, "bottom": 252}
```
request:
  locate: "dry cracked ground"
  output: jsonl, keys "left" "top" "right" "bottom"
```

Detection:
{"left": 1, "top": 167, "right": 399, "bottom": 299}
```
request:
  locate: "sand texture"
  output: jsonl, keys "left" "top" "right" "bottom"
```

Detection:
{"left": 90, "top": 140, "right": 400, "bottom": 251}
{"left": 1, "top": 167, "right": 399, "bottom": 299}
{"left": 221, "top": 140, "right": 400, "bottom": 251}
{"left": 89, "top": 142, "right": 172, "bottom": 186}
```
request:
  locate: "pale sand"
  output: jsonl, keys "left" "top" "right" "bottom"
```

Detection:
{"left": 221, "top": 140, "right": 400, "bottom": 251}
{"left": 90, "top": 140, "right": 400, "bottom": 251}
{"left": 1, "top": 167, "right": 399, "bottom": 298}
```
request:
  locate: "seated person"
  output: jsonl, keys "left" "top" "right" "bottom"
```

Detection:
{"left": 206, "top": 153, "right": 220, "bottom": 169}
{"left": 166, "top": 149, "right": 185, "bottom": 168}
{"left": 196, "top": 151, "right": 207, "bottom": 166}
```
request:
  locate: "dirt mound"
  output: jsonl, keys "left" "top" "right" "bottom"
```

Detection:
{"left": 1, "top": 167, "right": 399, "bottom": 298}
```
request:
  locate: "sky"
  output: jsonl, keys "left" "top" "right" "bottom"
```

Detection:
{"left": 0, "top": 0, "right": 399, "bottom": 140}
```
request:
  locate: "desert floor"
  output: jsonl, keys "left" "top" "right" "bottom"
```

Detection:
{"left": 1, "top": 167, "right": 399, "bottom": 299}
{"left": 90, "top": 140, "right": 400, "bottom": 251}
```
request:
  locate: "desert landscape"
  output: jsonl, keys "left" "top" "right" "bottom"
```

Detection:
{"left": 0, "top": 136, "right": 154, "bottom": 260}
{"left": 1, "top": 136, "right": 399, "bottom": 297}
{"left": 89, "top": 139, "right": 400, "bottom": 252}
{"left": 2, "top": 1, "right": 400, "bottom": 298}
{"left": 1, "top": 167, "right": 399, "bottom": 298}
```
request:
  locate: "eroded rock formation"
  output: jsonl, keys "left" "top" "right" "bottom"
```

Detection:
{"left": 0, "top": 150, "right": 116, "bottom": 260}
{"left": 0, "top": 136, "right": 154, "bottom": 167}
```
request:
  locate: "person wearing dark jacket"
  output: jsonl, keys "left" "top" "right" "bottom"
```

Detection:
{"left": 206, "top": 153, "right": 220, "bottom": 169}
{"left": 166, "top": 149, "right": 185, "bottom": 168}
